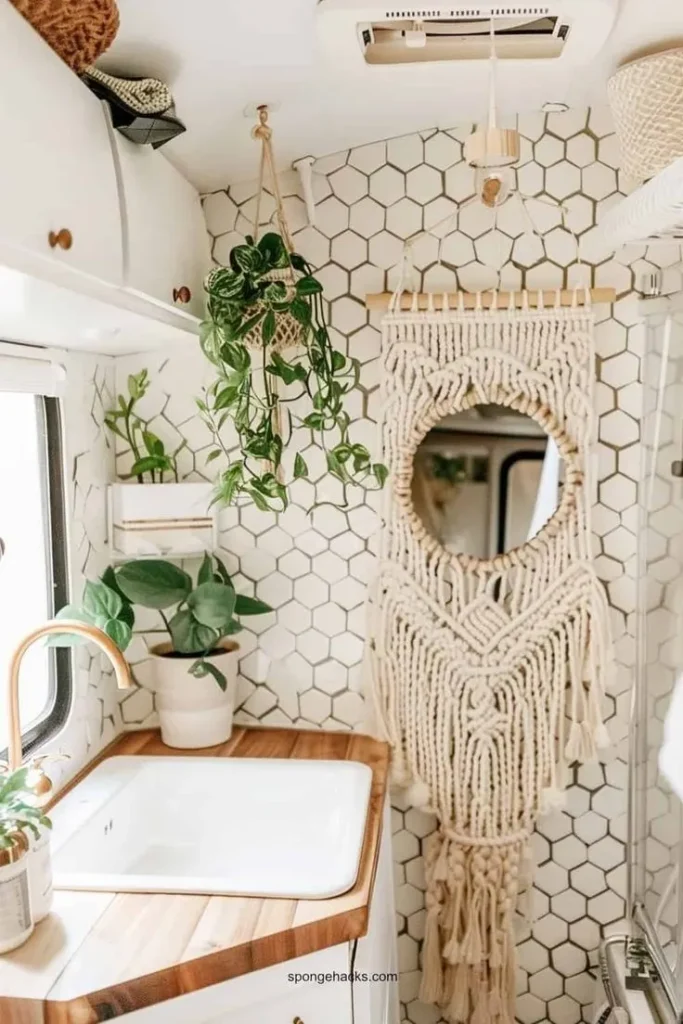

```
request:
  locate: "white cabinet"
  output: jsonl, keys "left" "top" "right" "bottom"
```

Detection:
{"left": 111, "top": 130, "right": 210, "bottom": 321}
{"left": 121, "top": 799, "right": 398, "bottom": 1024}
{"left": 0, "top": 0, "right": 122, "bottom": 288}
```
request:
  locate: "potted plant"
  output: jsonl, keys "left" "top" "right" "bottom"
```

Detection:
{"left": 54, "top": 554, "right": 272, "bottom": 748}
{"left": 105, "top": 369, "right": 216, "bottom": 557}
{"left": 0, "top": 767, "right": 51, "bottom": 952}
{"left": 199, "top": 231, "right": 387, "bottom": 512}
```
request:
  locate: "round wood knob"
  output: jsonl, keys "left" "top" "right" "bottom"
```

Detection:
{"left": 48, "top": 229, "right": 73, "bottom": 251}
{"left": 173, "top": 286, "right": 192, "bottom": 304}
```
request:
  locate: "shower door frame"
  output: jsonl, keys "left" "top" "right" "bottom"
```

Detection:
{"left": 628, "top": 294, "right": 683, "bottom": 1024}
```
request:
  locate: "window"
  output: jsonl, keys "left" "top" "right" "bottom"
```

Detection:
{"left": 0, "top": 355, "right": 70, "bottom": 756}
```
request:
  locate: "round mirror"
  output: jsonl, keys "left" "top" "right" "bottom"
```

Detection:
{"left": 411, "top": 403, "right": 564, "bottom": 559}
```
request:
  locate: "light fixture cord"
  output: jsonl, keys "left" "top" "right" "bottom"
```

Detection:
{"left": 488, "top": 18, "right": 498, "bottom": 132}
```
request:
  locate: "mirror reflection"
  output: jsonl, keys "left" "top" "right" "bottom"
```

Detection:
{"left": 411, "top": 404, "right": 563, "bottom": 558}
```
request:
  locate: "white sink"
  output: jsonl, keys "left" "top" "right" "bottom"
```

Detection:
{"left": 51, "top": 755, "right": 373, "bottom": 899}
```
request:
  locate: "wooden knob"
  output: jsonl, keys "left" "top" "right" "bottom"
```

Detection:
{"left": 293, "top": 1018, "right": 305, "bottom": 1024}
{"left": 173, "top": 286, "right": 192, "bottom": 304}
{"left": 48, "top": 229, "right": 73, "bottom": 251}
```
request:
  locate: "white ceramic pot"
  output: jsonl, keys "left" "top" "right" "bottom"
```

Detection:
{"left": 108, "top": 482, "right": 215, "bottom": 558}
{"left": 147, "top": 641, "right": 238, "bottom": 749}
{"left": 0, "top": 835, "right": 33, "bottom": 953}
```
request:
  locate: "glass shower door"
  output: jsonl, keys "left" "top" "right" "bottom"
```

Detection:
{"left": 632, "top": 294, "right": 683, "bottom": 1011}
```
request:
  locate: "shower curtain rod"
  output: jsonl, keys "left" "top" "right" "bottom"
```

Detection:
{"left": 366, "top": 288, "right": 617, "bottom": 312}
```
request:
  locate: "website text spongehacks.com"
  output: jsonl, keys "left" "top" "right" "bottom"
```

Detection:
{"left": 287, "top": 971, "right": 399, "bottom": 985}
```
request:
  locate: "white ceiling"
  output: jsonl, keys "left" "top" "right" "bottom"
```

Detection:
{"left": 100, "top": 0, "right": 683, "bottom": 192}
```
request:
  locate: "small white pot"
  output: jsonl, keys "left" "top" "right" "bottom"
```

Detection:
{"left": 146, "top": 641, "right": 238, "bottom": 749}
{"left": 108, "top": 482, "right": 215, "bottom": 558}
{"left": 0, "top": 835, "right": 33, "bottom": 953}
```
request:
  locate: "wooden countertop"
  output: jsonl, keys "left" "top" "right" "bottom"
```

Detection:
{"left": 0, "top": 727, "right": 390, "bottom": 1023}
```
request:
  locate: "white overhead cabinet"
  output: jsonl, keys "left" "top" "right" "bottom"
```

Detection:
{"left": 0, "top": 0, "right": 209, "bottom": 353}
{"left": 0, "top": 0, "right": 122, "bottom": 289}
{"left": 112, "top": 130, "right": 210, "bottom": 321}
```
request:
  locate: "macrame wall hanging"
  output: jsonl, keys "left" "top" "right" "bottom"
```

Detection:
{"left": 368, "top": 290, "right": 612, "bottom": 1024}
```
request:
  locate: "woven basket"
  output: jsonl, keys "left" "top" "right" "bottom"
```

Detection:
{"left": 11, "top": 0, "right": 119, "bottom": 73}
{"left": 608, "top": 47, "right": 683, "bottom": 184}
{"left": 205, "top": 266, "right": 304, "bottom": 353}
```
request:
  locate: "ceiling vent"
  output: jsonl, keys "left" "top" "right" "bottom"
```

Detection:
{"left": 317, "top": 1, "right": 618, "bottom": 67}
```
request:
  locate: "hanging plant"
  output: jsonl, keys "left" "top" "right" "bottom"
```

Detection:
{"left": 196, "top": 107, "right": 387, "bottom": 513}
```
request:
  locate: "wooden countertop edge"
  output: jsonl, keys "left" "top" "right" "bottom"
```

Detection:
{"left": 0, "top": 727, "right": 389, "bottom": 1022}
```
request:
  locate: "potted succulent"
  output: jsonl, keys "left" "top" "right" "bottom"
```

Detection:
{"left": 105, "top": 369, "right": 215, "bottom": 557}
{"left": 53, "top": 554, "right": 271, "bottom": 748}
{"left": 0, "top": 767, "right": 51, "bottom": 952}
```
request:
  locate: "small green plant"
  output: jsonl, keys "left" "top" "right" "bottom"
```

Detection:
{"left": 199, "top": 231, "right": 388, "bottom": 512}
{"left": 0, "top": 767, "right": 51, "bottom": 850}
{"left": 105, "top": 369, "right": 186, "bottom": 483}
{"left": 52, "top": 554, "right": 272, "bottom": 691}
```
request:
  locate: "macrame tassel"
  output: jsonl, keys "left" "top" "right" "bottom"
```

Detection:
{"left": 446, "top": 962, "right": 471, "bottom": 1023}
{"left": 594, "top": 721, "right": 611, "bottom": 749}
{"left": 419, "top": 907, "right": 444, "bottom": 1005}
{"left": 405, "top": 777, "right": 432, "bottom": 809}
{"left": 471, "top": 989, "right": 489, "bottom": 1024}
{"left": 564, "top": 721, "right": 583, "bottom": 762}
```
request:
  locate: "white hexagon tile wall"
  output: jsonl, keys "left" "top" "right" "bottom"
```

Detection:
{"left": 112, "top": 106, "right": 674, "bottom": 1024}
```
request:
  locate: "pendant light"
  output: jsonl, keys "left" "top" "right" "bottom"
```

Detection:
{"left": 464, "top": 20, "right": 520, "bottom": 207}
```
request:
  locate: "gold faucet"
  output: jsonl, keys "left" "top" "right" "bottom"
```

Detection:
{"left": 7, "top": 621, "right": 133, "bottom": 771}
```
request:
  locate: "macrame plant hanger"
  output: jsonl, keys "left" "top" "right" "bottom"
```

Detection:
{"left": 242, "top": 105, "right": 301, "bottom": 475}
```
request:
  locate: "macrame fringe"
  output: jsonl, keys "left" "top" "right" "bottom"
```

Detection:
{"left": 420, "top": 830, "right": 523, "bottom": 1024}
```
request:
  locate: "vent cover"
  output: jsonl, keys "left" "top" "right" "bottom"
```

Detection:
{"left": 317, "top": 1, "right": 618, "bottom": 68}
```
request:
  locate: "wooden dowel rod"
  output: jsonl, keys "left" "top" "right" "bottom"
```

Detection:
{"left": 365, "top": 288, "right": 617, "bottom": 312}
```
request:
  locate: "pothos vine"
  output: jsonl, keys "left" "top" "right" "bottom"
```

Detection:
{"left": 198, "top": 231, "right": 387, "bottom": 512}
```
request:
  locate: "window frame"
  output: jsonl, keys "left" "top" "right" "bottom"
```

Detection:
{"left": 7, "top": 395, "right": 72, "bottom": 758}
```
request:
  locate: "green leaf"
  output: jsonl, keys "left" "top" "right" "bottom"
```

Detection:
{"left": 331, "top": 350, "right": 346, "bottom": 372}
{"left": 296, "top": 276, "right": 323, "bottom": 296}
{"left": 116, "top": 560, "right": 193, "bottom": 609}
{"left": 214, "top": 385, "right": 240, "bottom": 411}
{"left": 103, "top": 618, "right": 132, "bottom": 650}
{"left": 224, "top": 618, "right": 243, "bottom": 635}
{"left": 303, "top": 412, "right": 325, "bottom": 430}
{"left": 372, "top": 463, "right": 389, "bottom": 487}
{"left": 168, "top": 610, "right": 219, "bottom": 654}
{"left": 234, "top": 594, "right": 272, "bottom": 616}
{"left": 188, "top": 582, "right": 236, "bottom": 629}
{"left": 212, "top": 554, "right": 232, "bottom": 585}
{"left": 230, "top": 244, "right": 262, "bottom": 275}
{"left": 326, "top": 450, "right": 347, "bottom": 482}
{"left": 129, "top": 456, "right": 166, "bottom": 478}
{"left": 45, "top": 604, "right": 98, "bottom": 645}
{"left": 142, "top": 431, "right": 165, "bottom": 457}
{"left": 198, "top": 552, "right": 214, "bottom": 586}
{"left": 213, "top": 462, "right": 244, "bottom": 507}
{"left": 190, "top": 658, "right": 228, "bottom": 691}
{"left": 220, "top": 341, "right": 251, "bottom": 373}
{"left": 206, "top": 449, "right": 222, "bottom": 464}
{"left": 257, "top": 232, "right": 290, "bottom": 269}
{"left": 101, "top": 568, "right": 134, "bottom": 628}
{"left": 82, "top": 580, "right": 122, "bottom": 622}
{"left": 290, "top": 252, "right": 307, "bottom": 273}
{"left": 294, "top": 452, "right": 308, "bottom": 479}
{"left": 289, "top": 296, "right": 312, "bottom": 326}
{"left": 262, "top": 309, "right": 277, "bottom": 344}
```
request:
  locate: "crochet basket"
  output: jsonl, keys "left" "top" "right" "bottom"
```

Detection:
{"left": 205, "top": 266, "right": 303, "bottom": 353}
{"left": 608, "top": 47, "right": 683, "bottom": 184}
{"left": 11, "top": 0, "right": 119, "bottom": 73}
